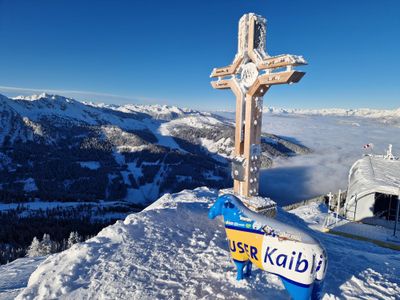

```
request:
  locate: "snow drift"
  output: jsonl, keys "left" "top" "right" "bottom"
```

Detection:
{"left": 16, "top": 188, "right": 400, "bottom": 299}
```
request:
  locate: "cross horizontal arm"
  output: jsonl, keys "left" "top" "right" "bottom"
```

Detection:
{"left": 247, "top": 70, "right": 305, "bottom": 95}
{"left": 258, "top": 70, "right": 305, "bottom": 85}
{"left": 257, "top": 54, "right": 307, "bottom": 71}
{"left": 211, "top": 79, "right": 232, "bottom": 90}
{"left": 210, "top": 78, "right": 244, "bottom": 100}
{"left": 210, "top": 56, "right": 243, "bottom": 78}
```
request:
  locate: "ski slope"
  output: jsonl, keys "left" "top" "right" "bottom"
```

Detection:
{"left": 15, "top": 188, "right": 400, "bottom": 300}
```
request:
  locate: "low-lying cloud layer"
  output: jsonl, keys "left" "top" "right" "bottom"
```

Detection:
{"left": 259, "top": 114, "right": 400, "bottom": 205}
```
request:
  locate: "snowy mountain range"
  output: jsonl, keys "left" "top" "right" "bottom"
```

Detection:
{"left": 0, "top": 93, "right": 310, "bottom": 205}
{"left": 8, "top": 188, "right": 399, "bottom": 299}
{"left": 91, "top": 102, "right": 200, "bottom": 121}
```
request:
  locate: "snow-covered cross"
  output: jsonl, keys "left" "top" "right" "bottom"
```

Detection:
{"left": 210, "top": 13, "right": 307, "bottom": 198}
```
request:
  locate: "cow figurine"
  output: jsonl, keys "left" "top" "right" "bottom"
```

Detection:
{"left": 209, "top": 194, "right": 327, "bottom": 300}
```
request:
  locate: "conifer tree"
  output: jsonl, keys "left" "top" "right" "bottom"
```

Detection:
{"left": 27, "top": 237, "right": 41, "bottom": 257}
{"left": 67, "top": 231, "right": 82, "bottom": 249}
{"left": 40, "top": 233, "right": 54, "bottom": 255}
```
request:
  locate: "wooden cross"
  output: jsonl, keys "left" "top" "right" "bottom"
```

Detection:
{"left": 210, "top": 13, "right": 307, "bottom": 198}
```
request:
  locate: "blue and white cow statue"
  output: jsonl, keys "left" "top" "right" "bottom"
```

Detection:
{"left": 209, "top": 194, "right": 327, "bottom": 300}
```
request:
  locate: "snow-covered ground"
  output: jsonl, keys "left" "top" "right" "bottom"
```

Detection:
{"left": 14, "top": 188, "right": 400, "bottom": 300}
{"left": 0, "top": 257, "right": 46, "bottom": 300}
{"left": 255, "top": 113, "right": 400, "bottom": 205}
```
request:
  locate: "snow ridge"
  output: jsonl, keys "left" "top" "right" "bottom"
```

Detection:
{"left": 88, "top": 101, "right": 206, "bottom": 121}
{"left": 5, "top": 93, "right": 146, "bottom": 131}
{"left": 16, "top": 188, "right": 400, "bottom": 300}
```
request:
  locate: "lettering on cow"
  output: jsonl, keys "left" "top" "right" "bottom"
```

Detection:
{"left": 237, "top": 241, "right": 244, "bottom": 253}
{"left": 250, "top": 246, "right": 258, "bottom": 260}
{"left": 289, "top": 251, "right": 295, "bottom": 270}
{"left": 295, "top": 252, "right": 309, "bottom": 273}
{"left": 264, "top": 248, "right": 310, "bottom": 273}
{"left": 264, "top": 247, "right": 277, "bottom": 265}
{"left": 228, "top": 239, "right": 259, "bottom": 261}
{"left": 276, "top": 253, "right": 287, "bottom": 267}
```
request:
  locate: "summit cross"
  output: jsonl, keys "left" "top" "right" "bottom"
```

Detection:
{"left": 210, "top": 13, "right": 307, "bottom": 198}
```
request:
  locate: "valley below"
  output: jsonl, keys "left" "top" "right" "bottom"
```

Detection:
{"left": 0, "top": 93, "right": 309, "bottom": 264}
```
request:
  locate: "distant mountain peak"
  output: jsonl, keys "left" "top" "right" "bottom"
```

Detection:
{"left": 13, "top": 93, "right": 54, "bottom": 101}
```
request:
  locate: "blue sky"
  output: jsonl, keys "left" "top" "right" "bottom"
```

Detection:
{"left": 0, "top": 0, "right": 399, "bottom": 110}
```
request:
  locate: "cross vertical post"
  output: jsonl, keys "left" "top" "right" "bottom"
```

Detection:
{"left": 211, "top": 13, "right": 307, "bottom": 199}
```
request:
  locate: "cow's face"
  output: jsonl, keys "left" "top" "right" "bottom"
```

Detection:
{"left": 209, "top": 195, "right": 237, "bottom": 220}
{"left": 208, "top": 196, "right": 225, "bottom": 219}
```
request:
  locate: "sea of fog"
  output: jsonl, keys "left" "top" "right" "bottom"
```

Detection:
{"left": 216, "top": 112, "right": 400, "bottom": 206}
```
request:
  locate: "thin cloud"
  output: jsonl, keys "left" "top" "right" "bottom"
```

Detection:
{"left": 0, "top": 85, "right": 167, "bottom": 105}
